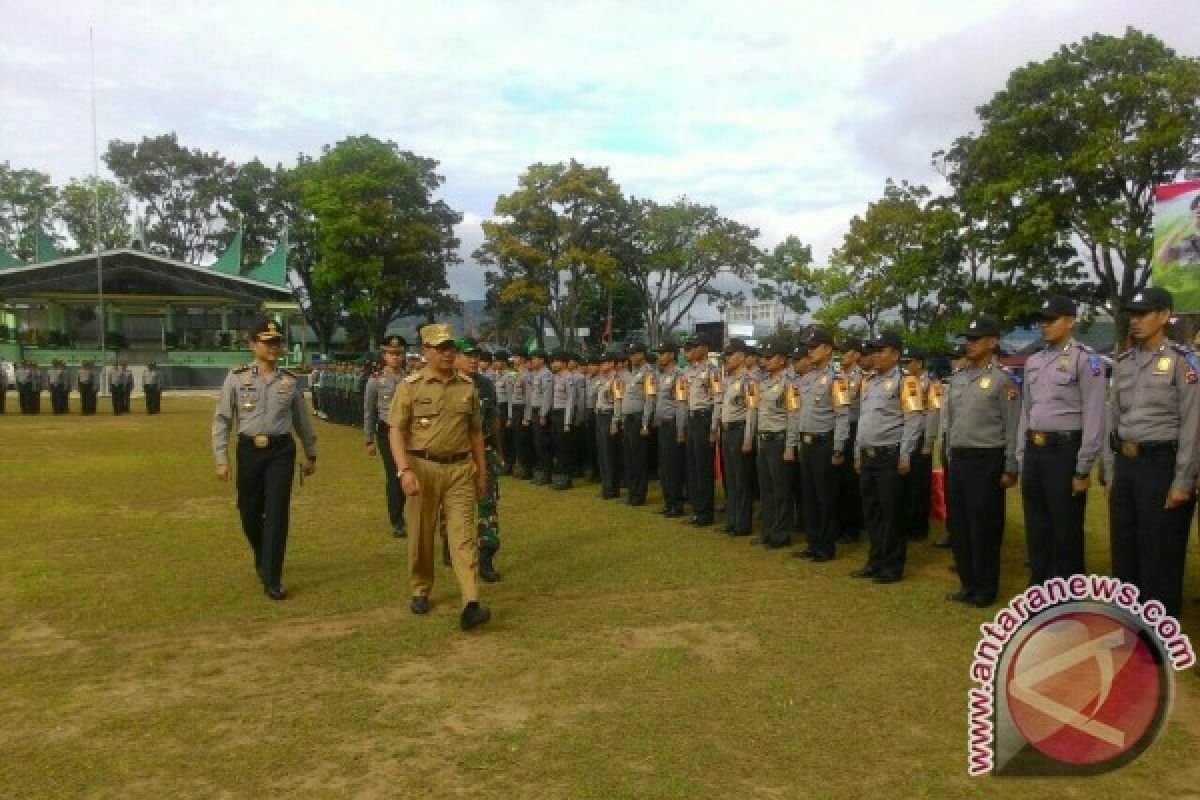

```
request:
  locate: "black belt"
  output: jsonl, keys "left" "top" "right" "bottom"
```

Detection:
{"left": 1027, "top": 430, "right": 1082, "bottom": 447}
{"left": 800, "top": 431, "right": 832, "bottom": 444}
{"left": 759, "top": 431, "right": 785, "bottom": 440}
{"left": 1112, "top": 436, "right": 1176, "bottom": 459}
{"left": 239, "top": 433, "right": 292, "bottom": 448}
{"left": 860, "top": 444, "right": 900, "bottom": 459}
{"left": 408, "top": 449, "right": 471, "bottom": 464}
{"left": 950, "top": 446, "right": 1004, "bottom": 459}
{"left": 723, "top": 420, "right": 746, "bottom": 430}
{"left": 690, "top": 408, "right": 712, "bottom": 417}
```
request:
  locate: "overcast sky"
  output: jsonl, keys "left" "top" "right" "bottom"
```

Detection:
{"left": 2, "top": 0, "right": 1196, "bottom": 317}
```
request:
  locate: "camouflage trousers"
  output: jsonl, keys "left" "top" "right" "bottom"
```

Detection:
{"left": 478, "top": 445, "right": 501, "bottom": 552}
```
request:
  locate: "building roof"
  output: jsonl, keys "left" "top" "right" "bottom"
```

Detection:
{"left": 0, "top": 248, "right": 294, "bottom": 305}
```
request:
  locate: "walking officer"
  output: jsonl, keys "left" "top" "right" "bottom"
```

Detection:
{"left": 753, "top": 341, "right": 797, "bottom": 549}
{"left": 794, "top": 329, "right": 850, "bottom": 561}
{"left": 852, "top": 332, "right": 924, "bottom": 584}
{"left": 76, "top": 360, "right": 99, "bottom": 415}
{"left": 143, "top": 361, "right": 163, "bottom": 414}
{"left": 619, "top": 343, "right": 656, "bottom": 506}
{"left": 1101, "top": 288, "right": 1199, "bottom": 618}
{"left": 943, "top": 316, "right": 1021, "bottom": 607}
{"left": 1016, "top": 294, "right": 1106, "bottom": 583}
{"left": 212, "top": 319, "right": 318, "bottom": 600}
{"left": 387, "top": 322, "right": 491, "bottom": 630}
{"left": 680, "top": 335, "right": 719, "bottom": 526}
{"left": 718, "top": 339, "right": 757, "bottom": 537}
{"left": 593, "top": 352, "right": 622, "bottom": 499}
{"left": 365, "top": 335, "right": 408, "bottom": 537}
{"left": 655, "top": 340, "right": 687, "bottom": 517}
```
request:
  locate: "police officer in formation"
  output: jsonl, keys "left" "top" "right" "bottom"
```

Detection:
{"left": 16, "top": 360, "right": 40, "bottom": 413}
{"left": 46, "top": 359, "right": 68, "bottom": 414}
{"left": 717, "top": 339, "right": 756, "bottom": 537}
{"left": 110, "top": 362, "right": 133, "bottom": 414}
{"left": 547, "top": 351, "right": 578, "bottom": 489}
{"left": 852, "top": 332, "right": 924, "bottom": 584}
{"left": 77, "top": 360, "right": 99, "bottom": 414}
{"left": 752, "top": 341, "right": 796, "bottom": 549}
{"left": 509, "top": 353, "right": 533, "bottom": 479}
{"left": 525, "top": 350, "right": 553, "bottom": 485}
{"left": 364, "top": 336, "right": 408, "bottom": 537}
{"left": 1016, "top": 294, "right": 1106, "bottom": 584}
{"left": 619, "top": 344, "right": 656, "bottom": 506}
{"left": 1101, "top": 288, "right": 1198, "bottom": 618}
{"left": 793, "top": 329, "right": 849, "bottom": 561}
{"left": 681, "top": 335, "right": 719, "bottom": 526}
{"left": 593, "top": 352, "right": 622, "bottom": 499}
{"left": 493, "top": 350, "right": 515, "bottom": 474}
{"left": 835, "top": 338, "right": 866, "bottom": 542}
{"left": 900, "top": 347, "right": 939, "bottom": 541}
{"left": 654, "top": 341, "right": 687, "bottom": 517}
{"left": 212, "top": 318, "right": 318, "bottom": 601}
{"left": 942, "top": 315, "right": 1021, "bottom": 607}
{"left": 143, "top": 362, "right": 164, "bottom": 414}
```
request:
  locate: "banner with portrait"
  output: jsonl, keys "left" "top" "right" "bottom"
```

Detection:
{"left": 1152, "top": 180, "right": 1200, "bottom": 312}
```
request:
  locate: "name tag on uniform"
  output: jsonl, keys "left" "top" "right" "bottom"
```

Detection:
{"left": 979, "top": 378, "right": 991, "bottom": 390}
{"left": 1155, "top": 357, "right": 1171, "bottom": 375}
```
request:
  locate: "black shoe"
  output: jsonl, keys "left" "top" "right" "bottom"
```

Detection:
{"left": 460, "top": 601, "right": 491, "bottom": 631}
{"left": 410, "top": 596, "right": 431, "bottom": 615}
{"left": 265, "top": 585, "right": 286, "bottom": 601}
{"left": 655, "top": 507, "right": 669, "bottom": 515}
{"left": 663, "top": 508, "right": 684, "bottom": 518}
{"left": 850, "top": 567, "right": 879, "bottom": 579}
{"left": 969, "top": 595, "right": 996, "bottom": 608}
{"left": 933, "top": 537, "right": 952, "bottom": 549}
{"left": 688, "top": 516, "right": 714, "bottom": 527}
{"left": 764, "top": 541, "right": 788, "bottom": 550}
{"left": 873, "top": 573, "right": 901, "bottom": 584}
{"left": 479, "top": 548, "right": 500, "bottom": 583}
{"left": 393, "top": 524, "right": 407, "bottom": 538}
{"left": 628, "top": 498, "right": 645, "bottom": 507}
{"left": 945, "top": 589, "right": 973, "bottom": 603}
{"left": 727, "top": 530, "right": 750, "bottom": 538}
{"left": 793, "top": 548, "right": 817, "bottom": 559}
{"left": 810, "top": 553, "right": 834, "bottom": 563}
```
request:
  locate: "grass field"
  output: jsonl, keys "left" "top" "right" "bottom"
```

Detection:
{"left": 1, "top": 393, "right": 1198, "bottom": 799}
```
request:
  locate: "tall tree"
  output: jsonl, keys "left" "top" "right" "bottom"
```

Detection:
{"left": 476, "top": 160, "right": 626, "bottom": 349}
{"left": 753, "top": 235, "right": 816, "bottom": 315}
{"left": 964, "top": 28, "right": 1200, "bottom": 343}
{"left": 224, "top": 158, "right": 290, "bottom": 265}
{"left": 57, "top": 177, "right": 131, "bottom": 254}
{"left": 0, "top": 163, "right": 59, "bottom": 260}
{"left": 104, "top": 133, "right": 235, "bottom": 262}
{"left": 298, "top": 135, "right": 461, "bottom": 349}
{"left": 625, "top": 196, "right": 761, "bottom": 346}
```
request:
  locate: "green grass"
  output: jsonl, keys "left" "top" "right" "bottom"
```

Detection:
{"left": 1, "top": 395, "right": 1198, "bottom": 799}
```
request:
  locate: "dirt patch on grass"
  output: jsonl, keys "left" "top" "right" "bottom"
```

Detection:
{"left": 614, "top": 621, "right": 758, "bottom": 665}
{"left": 5, "top": 621, "right": 89, "bottom": 658}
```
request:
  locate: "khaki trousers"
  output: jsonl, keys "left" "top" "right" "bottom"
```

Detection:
{"left": 406, "top": 457, "right": 479, "bottom": 607}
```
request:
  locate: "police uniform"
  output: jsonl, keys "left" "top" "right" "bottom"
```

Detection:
{"left": 899, "top": 349, "right": 937, "bottom": 541}
{"left": 143, "top": 363, "right": 163, "bottom": 414}
{"left": 593, "top": 355, "right": 622, "bottom": 499}
{"left": 944, "top": 317, "right": 1021, "bottom": 607}
{"left": 546, "top": 354, "right": 578, "bottom": 489}
{"left": 0, "top": 358, "right": 7, "bottom": 413}
{"left": 76, "top": 361, "right": 98, "bottom": 415}
{"left": 365, "top": 336, "right": 408, "bottom": 536}
{"left": 1015, "top": 295, "right": 1107, "bottom": 583}
{"left": 510, "top": 359, "right": 533, "bottom": 479}
{"left": 525, "top": 356, "right": 554, "bottom": 484}
{"left": 212, "top": 319, "right": 318, "bottom": 599}
{"left": 618, "top": 345, "right": 656, "bottom": 505}
{"left": 718, "top": 342, "right": 758, "bottom": 537}
{"left": 681, "top": 339, "right": 719, "bottom": 525}
{"left": 854, "top": 333, "right": 924, "bottom": 583}
{"left": 1102, "top": 289, "right": 1199, "bottom": 618}
{"left": 46, "top": 361, "right": 68, "bottom": 414}
{"left": 388, "top": 323, "right": 490, "bottom": 629}
{"left": 793, "top": 331, "right": 850, "bottom": 559}
{"left": 655, "top": 342, "right": 687, "bottom": 517}
{"left": 494, "top": 352, "right": 514, "bottom": 474}
{"left": 753, "top": 346, "right": 796, "bottom": 548}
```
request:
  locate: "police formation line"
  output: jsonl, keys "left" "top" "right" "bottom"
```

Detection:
{"left": 210, "top": 289, "right": 1197, "bottom": 634}
{"left": 0, "top": 359, "right": 162, "bottom": 415}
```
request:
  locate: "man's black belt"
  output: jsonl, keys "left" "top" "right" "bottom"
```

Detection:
{"left": 723, "top": 419, "right": 746, "bottom": 430}
{"left": 1027, "top": 430, "right": 1082, "bottom": 447}
{"left": 1111, "top": 436, "right": 1176, "bottom": 459}
{"left": 759, "top": 430, "right": 785, "bottom": 440}
{"left": 950, "top": 446, "right": 1004, "bottom": 459}
{"left": 860, "top": 444, "right": 900, "bottom": 459}
{"left": 239, "top": 433, "right": 292, "bottom": 448}
{"left": 690, "top": 408, "right": 712, "bottom": 417}
{"left": 800, "top": 431, "right": 832, "bottom": 444}
{"left": 408, "top": 449, "right": 471, "bottom": 464}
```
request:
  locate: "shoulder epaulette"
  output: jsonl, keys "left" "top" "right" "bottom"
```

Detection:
{"left": 281, "top": 368, "right": 297, "bottom": 378}
{"left": 1171, "top": 343, "right": 1199, "bottom": 378}
{"left": 231, "top": 365, "right": 250, "bottom": 374}
{"left": 1075, "top": 342, "right": 1094, "bottom": 352}
{"left": 1116, "top": 349, "right": 1133, "bottom": 361}
{"left": 1169, "top": 342, "right": 1192, "bottom": 356}
{"left": 403, "top": 372, "right": 421, "bottom": 384}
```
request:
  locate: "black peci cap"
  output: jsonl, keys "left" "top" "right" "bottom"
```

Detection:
{"left": 656, "top": 340, "right": 680, "bottom": 354}
{"left": 1036, "top": 294, "right": 1077, "bottom": 320}
{"left": 1123, "top": 287, "right": 1173, "bottom": 312}
{"left": 865, "top": 331, "right": 903, "bottom": 352}
{"left": 959, "top": 316, "right": 1001, "bottom": 338}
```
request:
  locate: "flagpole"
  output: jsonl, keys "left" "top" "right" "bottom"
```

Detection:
{"left": 90, "top": 27, "right": 105, "bottom": 355}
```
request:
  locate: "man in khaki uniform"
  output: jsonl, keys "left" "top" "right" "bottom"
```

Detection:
{"left": 388, "top": 322, "right": 491, "bottom": 631}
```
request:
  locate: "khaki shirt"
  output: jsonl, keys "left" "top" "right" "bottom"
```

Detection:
{"left": 212, "top": 364, "right": 318, "bottom": 466}
{"left": 389, "top": 366, "right": 482, "bottom": 454}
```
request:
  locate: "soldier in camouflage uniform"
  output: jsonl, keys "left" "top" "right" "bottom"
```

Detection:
{"left": 455, "top": 338, "right": 504, "bottom": 582}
